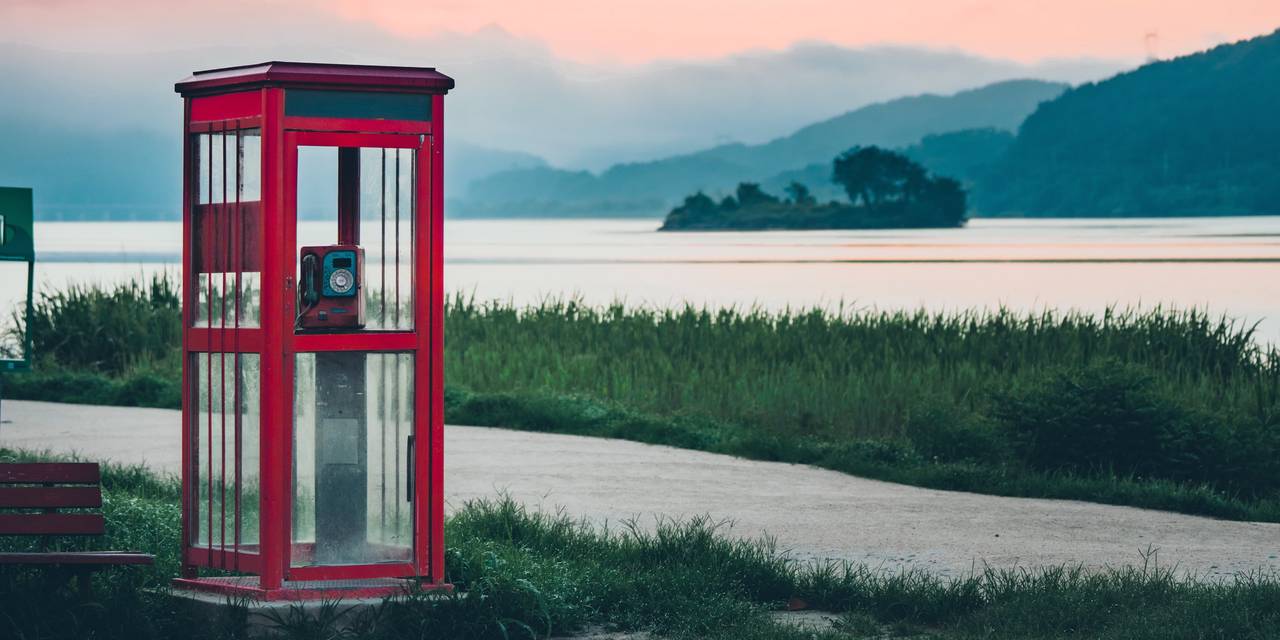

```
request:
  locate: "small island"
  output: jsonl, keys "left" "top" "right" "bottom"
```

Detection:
{"left": 660, "top": 146, "right": 968, "bottom": 231}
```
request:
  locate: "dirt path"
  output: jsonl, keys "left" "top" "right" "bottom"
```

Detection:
{"left": 3, "top": 400, "right": 1277, "bottom": 578}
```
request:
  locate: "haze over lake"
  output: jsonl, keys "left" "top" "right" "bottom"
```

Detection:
{"left": 16, "top": 216, "right": 1280, "bottom": 345}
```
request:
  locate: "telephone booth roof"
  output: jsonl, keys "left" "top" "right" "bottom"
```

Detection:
{"left": 175, "top": 61, "right": 455, "bottom": 97}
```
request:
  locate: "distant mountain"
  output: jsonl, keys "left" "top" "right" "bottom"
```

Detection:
{"left": 448, "top": 143, "right": 548, "bottom": 199}
{"left": 0, "top": 125, "right": 176, "bottom": 220}
{"left": 717, "top": 79, "right": 1063, "bottom": 175}
{"left": 457, "top": 80, "right": 1067, "bottom": 216}
{"left": 901, "top": 128, "right": 1015, "bottom": 188}
{"left": 977, "top": 29, "right": 1280, "bottom": 217}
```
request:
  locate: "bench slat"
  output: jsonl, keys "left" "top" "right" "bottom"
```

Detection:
{"left": 0, "top": 552, "right": 153, "bottom": 566}
{"left": 0, "top": 486, "right": 102, "bottom": 508}
{"left": 0, "top": 513, "right": 105, "bottom": 535}
{"left": 0, "top": 463, "right": 100, "bottom": 485}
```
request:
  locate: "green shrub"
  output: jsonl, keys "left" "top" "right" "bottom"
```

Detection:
{"left": 994, "top": 361, "right": 1280, "bottom": 497}
{"left": 6, "top": 367, "right": 180, "bottom": 408}
{"left": 905, "top": 401, "right": 1008, "bottom": 464}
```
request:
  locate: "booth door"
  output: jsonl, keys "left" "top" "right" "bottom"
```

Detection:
{"left": 283, "top": 132, "right": 432, "bottom": 577}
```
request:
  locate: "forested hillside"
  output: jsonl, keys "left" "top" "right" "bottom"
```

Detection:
{"left": 977, "top": 29, "right": 1280, "bottom": 217}
{"left": 458, "top": 80, "right": 1066, "bottom": 216}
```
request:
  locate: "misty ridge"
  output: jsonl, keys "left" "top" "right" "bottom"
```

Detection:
{"left": 5, "top": 25, "right": 1280, "bottom": 220}
{"left": 459, "top": 79, "right": 1066, "bottom": 217}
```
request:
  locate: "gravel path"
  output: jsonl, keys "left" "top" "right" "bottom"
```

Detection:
{"left": 3, "top": 400, "right": 1277, "bottom": 578}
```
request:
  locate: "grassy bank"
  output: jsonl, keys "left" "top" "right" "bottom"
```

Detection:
{"left": 5, "top": 277, "right": 1280, "bottom": 520}
{"left": 3, "top": 448, "right": 1279, "bottom": 640}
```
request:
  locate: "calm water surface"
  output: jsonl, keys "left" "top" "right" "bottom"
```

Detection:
{"left": 13, "top": 216, "right": 1280, "bottom": 344}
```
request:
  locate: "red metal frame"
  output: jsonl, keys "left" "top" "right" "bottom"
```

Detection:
{"left": 174, "top": 62, "right": 452, "bottom": 599}
{"left": 170, "top": 575, "right": 451, "bottom": 602}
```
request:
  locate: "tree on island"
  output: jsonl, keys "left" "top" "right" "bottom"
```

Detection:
{"left": 785, "top": 181, "right": 817, "bottom": 206}
{"left": 833, "top": 146, "right": 927, "bottom": 214}
{"left": 661, "top": 146, "right": 968, "bottom": 230}
{"left": 734, "top": 183, "right": 780, "bottom": 208}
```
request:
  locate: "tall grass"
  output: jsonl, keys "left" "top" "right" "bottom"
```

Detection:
{"left": 12, "top": 273, "right": 181, "bottom": 375}
{"left": 445, "top": 295, "right": 1278, "bottom": 442}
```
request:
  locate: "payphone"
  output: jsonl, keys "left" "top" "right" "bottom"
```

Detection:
{"left": 298, "top": 244, "right": 365, "bottom": 330}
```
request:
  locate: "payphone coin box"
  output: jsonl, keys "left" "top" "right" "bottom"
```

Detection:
{"left": 298, "top": 245, "right": 365, "bottom": 330}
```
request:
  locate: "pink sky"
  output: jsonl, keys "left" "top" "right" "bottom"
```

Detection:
{"left": 328, "top": 0, "right": 1280, "bottom": 63}
{"left": 4, "top": 0, "right": 1279, "bottom": 64}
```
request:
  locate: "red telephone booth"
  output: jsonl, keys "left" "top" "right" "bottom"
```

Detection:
{"left": 172, "top": 62, "right": 454, "bottom": 600}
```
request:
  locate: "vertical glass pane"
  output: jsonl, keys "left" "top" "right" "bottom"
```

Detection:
{"left": 296, "top": 146, "right": 339, "bottom": 225}
{"left": 239, "top": 354, "right": 262, "bottom": 549}
{"left": 192, "top": 129, "right": 262, "bottom": 329}
{"left": 192, "top": 352, "right": 261, "bottom": 555}
{"left": 0, "top": 261, "right": 30, "bottom": 363}
{"left": 293, "top": 351, "right": 414, "bottom": 566}
{"left": 360, "top": 147, "right": 415, "bottom": 331}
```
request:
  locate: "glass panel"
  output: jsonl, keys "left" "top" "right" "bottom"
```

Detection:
{"left": 361, "top": 147, "right": 415, "bottom": 331}
{"left": 295, "top": 144, "right": 415, "bottom": 332}
{"left": 296, "top": 146, "right": 339, "bottom": 223}
{"left": 0, "top": 261, "right": 30, "bottom": 364}
{"left": 192, "top": 128, "right": 262, "bottom": 328}
{"left": 293, "top": 352, "right": 414, "bottom": 566}
{"left": 192, "top": 353, "right": 262, "bottom": 555}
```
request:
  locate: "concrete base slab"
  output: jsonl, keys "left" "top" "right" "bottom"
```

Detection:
{"left": 164, "top": 587, "right": 436, "bottom": 638}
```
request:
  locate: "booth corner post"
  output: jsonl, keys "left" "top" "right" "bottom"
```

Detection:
{"left": 171, "top": 62, "right": 453, "bottom": 601}
{"left": 0, "top": 186, "right": 36, "bottom": 426}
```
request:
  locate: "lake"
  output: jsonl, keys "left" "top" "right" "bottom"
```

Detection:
{"left": 8, "top": 216, "right": 1280, "bottom": 345}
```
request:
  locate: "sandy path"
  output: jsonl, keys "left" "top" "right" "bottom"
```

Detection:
{"left": 2, "top": 400, "right": 1277, "bottom": 578}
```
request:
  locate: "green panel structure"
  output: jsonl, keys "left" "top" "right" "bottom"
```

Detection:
{"left": 0, "top": 186, "right": 35, "bottom": 371}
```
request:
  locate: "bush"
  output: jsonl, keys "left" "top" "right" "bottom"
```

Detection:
{"left": 994, "top": 361, "right": 1280, "bottom": 496}
{"left": 5, "top": 367, "right": 180, "bottom": 408}
{"left": 905, "top": 401, "right": 1008, "bottom": 464}
{"left": 13, "top": 273, "right": 181, "bottom": 375}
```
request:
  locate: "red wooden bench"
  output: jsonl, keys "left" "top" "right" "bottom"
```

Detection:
{"left": 0, "top": 462, "right": 154, "bottom": 595}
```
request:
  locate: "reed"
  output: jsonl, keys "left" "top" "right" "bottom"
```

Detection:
{"left": 445, "top": 295, "right": 1278, "bottom": 443}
